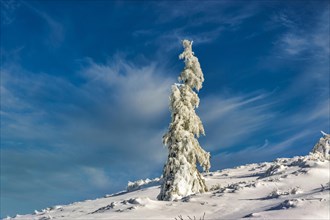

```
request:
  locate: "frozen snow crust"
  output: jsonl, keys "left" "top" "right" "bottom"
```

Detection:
{"left": 7, "top": 153, "right": 329, "bottom": 219}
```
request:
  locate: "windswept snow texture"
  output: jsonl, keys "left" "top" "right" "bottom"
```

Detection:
{"left": 7, "top": 154, "right": 329, "bottom": 220}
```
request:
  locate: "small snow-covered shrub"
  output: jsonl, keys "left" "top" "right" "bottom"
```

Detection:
{"left": 290, "top": 186, "right": 303, "bottom": 195}
{"left": 210, "top": 184, "right": 222, "bottom": 191}
{"left": 227, "top": 182, "right": 244, "bottom": 192}
{"left": 91, "top": 197, "right": 151, "bottom": 214}
{"left": 234, "top": 165, "right": 246, "bottom": 169}
{"left": 50, "top": 205, "right": 63, "bottom": 211}
{"left": 124, "top": 197, "right": 151, "bottom": 206}
{"left": 246, "top": 181, "right": 262, "bottom": 188}
{"left": 268, "top": 186, "right": 302, "bottom": 199}
{"left": 280, "top": 199, "right": 300, "bottom": 209}
{"left": 273, "top": 158, "right": 289, "bottom": 164}
{"left": 39, "top": 216, "right": 53, "bottom": 220}
{"left": 124, "top": 198, "right": 142, "bottom": 205}
{"left": 321, "top": 182, "right": 330, "bottom": 191}
{"left": 175, "top": 212, "right": 205, "bottom": 220}
{"left": 268, "top": 189, "right": 282, "bottom": 198}
{"left": 90, "top": 203, "right": 116, "bottom": 214}
{"left": 267, "top": 189, "right": 289, "bottom": 198}
{"left": 262, "top": 164, "right": 286, "bottom": 178}
{"left": 34, "top": 210, "right": 43, "bottom": 215}
{"left": 126, "top": 177, "right": 161, "bottom": 192}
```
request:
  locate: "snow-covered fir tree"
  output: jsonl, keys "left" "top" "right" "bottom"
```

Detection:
{"left": 311, "top": 131, "right": 330, "bottom": 160}
{"left": 158, "top": 40, "right": 211, "bottom": 201}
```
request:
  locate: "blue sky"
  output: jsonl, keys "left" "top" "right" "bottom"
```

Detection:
{"left": 1, "top": 0, "right": 329, "bottom": 217}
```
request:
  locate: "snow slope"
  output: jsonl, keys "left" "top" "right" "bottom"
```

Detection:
{"left": 6, "top": 153, "right": 329, "bottom": 220}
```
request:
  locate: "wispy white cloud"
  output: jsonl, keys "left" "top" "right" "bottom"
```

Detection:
{"left": 204, "top": 6, "right": 329, "bottom": 166}
{"left": 1, "top": 56, "right": 173, "bottom": 204}
{"left": 259, "top": 7, "right": 329, "bottom": 130}
{"left": 280, "top": 34, "right": 308, "bottom": 56}
{"left": 21, "top": 1, "right": 64, "bottom": 47}
{"left": 213, "top": 129, "right": 315, "bottom": 169}
{"left": 0, "top": 0, "right": 20, "bottom": 25}
{"left": 83, "top": 167, "right": 111, "bottom": 190}
{"left": 199, "top": 91, "right": 276, "bottom": 150}
{"left": 82, "top": 58, "right": 173, "bottom": 119}
{"left": 134, "top": 2, "right": 260, "bottom": 50}
{"left": 270, "top": 11, "right": 297, "bottom": 29}
{"left": 154, "top": 1, "right": 258, "bottom": 27}
{"left": 275, "top": 9, "right": 329, "bottom": 60}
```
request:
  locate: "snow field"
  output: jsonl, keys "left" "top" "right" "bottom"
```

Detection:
{"left": 8, "top": 154, "right": 329, "bottom": 220}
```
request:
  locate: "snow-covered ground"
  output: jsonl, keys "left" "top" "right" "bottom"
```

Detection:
{"left": 6, "top": 153, "right": 329, "bottom": 220}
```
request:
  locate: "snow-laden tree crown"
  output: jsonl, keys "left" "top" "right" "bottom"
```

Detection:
{"left": 312, "top": 131, "right": 330, "bottom": 160}
{"left": 158, "top": 40, "right": 211, "bottom": 201}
